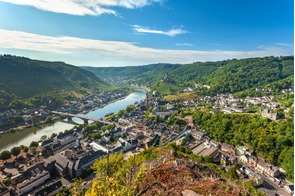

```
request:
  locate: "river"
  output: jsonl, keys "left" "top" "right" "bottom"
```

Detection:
{"left": 0, "top": 89, "right": 146, "bottom": 151}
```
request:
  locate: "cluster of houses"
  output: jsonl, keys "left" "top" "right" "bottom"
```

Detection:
{"left": 0, "top": 107, "right": 49, "bottom": 129}
{"left": 151, "top": 101, "right": 178, "bottom": 119}
{"left": 0, "top": 98, "right": 182, "bottom": 195}
{"left": 180, "top": 92, "right": 291, "bottom": 121}
{"left": 0, "top": 91, "right": 293, "bottom": 195}
{"left": 255, "top": 87, "right": 294, "bottom": 94}
{"left": 59, "top": 90, "right": 126, "bottom": 114}
{"left": 0, "top": 90, "right": 126, "bottom": 132}
{"left": 179, "top": 128, "right": 294, "bottom": 195}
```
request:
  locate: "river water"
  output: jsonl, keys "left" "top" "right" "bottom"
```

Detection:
{"left": 0, "top": 89, "right": 146, "bottom": 151}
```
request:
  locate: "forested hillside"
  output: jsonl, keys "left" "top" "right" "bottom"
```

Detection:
{"left": 202, "top": 56, "right": 294, "bottom": 94}
{"left": 83, "top": 64, "right": 180, "bottom": 79}
{"left": 0, "top": 55, "right": 110, "bottom": 98}
{"left": 84, "top": 56, "right": 294, "bottom": 95}
{"left": 0, "top": 55, "right": 112, "bottom": 110}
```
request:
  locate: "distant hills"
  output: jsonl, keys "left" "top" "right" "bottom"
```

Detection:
{"left": 0, "top": 55, "right": 111, "bottom": 98}
{"left": 0, "top": 55, "right": 114, "bottom": 111}
{"left": 83, "top": 56, "right": 294, "bottom": 95}
{"left": 0, "top": 54, "right": 293, "bottom": 111}
{"left": 83, "top": 63, "right": 180, "bottom": 86}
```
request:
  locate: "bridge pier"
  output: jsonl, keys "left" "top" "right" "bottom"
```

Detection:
{"left": 83, "top": 119, "right": 88, "bottom": 124}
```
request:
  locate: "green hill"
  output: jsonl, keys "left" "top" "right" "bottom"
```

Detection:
{"left": 0, "top": 55, "right": 111, "bottom": 98}
{"left": 84, "top": 56, "right": 294, "bottom": 95}
{"left": 203, "top": 56, "right": 294, "bottom": 94}
{"left": 0, "top": 55, "right": 115, "bottom": 111}
{"left": 83, "top": 63, "right": 180, "bottom": 85}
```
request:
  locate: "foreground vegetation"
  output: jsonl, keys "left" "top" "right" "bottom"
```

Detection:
{"left": 70, "top": 145, "right": 261, "bottom": 196}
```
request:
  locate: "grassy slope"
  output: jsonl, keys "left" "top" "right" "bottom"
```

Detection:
{"left": 153, "top": 82, "right": 184, "bottom": 95}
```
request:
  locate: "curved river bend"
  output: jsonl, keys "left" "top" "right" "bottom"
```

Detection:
{"left": 0, "top": 89, "right": 146, "bottom": 151}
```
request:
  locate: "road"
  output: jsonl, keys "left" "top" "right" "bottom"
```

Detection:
{"left": 257, "top": 172, "right": 290, "bottom": 196}
{"left": 241, "top": 163, "right": 290, "bottom": 196}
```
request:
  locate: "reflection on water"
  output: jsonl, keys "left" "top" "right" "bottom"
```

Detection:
{"left": 72, "top": 89, "right": 146, "bottom": 123}
{"left": 0, "top": 89, "right": 146, "bottom": 151}
{"left": 0, "top": 122, "right": 75, "bottom": 151}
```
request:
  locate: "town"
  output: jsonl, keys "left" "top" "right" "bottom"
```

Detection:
{"left": 0, "top": 89, "right": 127, "bottom": 132}
{"left": 0, "top": 87, "right": 293, "bottom": 196}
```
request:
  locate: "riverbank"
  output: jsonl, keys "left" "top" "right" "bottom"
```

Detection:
{"left": 0, "top": 91, "right": 130, "bottom": 135}
{"left": 0, "top": 89, "right": 146, "bottom": 151}
{"left": 0, "top": 115, "right": 76, "bottom": 136}
{"left": 0, "top": 121, "right": 76, "bottom": 151}
{"left": 79, "top": 91, "right": 130, "bottom": 115}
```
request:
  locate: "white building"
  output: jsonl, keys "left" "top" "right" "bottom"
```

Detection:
{"left": 90, "top": 142, "right": 110, "bottom": 153}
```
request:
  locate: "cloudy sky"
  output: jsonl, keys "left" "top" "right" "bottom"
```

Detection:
{"left": 0, "top": 0, "right": 293, "bottom": 66}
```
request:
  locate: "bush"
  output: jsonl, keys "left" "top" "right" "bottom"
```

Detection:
{"left": 2, "top": 179, "right": 11, "bottom": 186}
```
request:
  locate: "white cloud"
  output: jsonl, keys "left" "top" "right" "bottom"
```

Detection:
{"left": 0, "top": 29, "right": 293, "bottom": 66}
{"left": 0, "top": 0, "right": 163, "bottom": 16}
{"left": 132, "top": 25, "right": 187, "bottom": 37}
{"left": 175, "top": 43, "right": 194, "bottom": 46}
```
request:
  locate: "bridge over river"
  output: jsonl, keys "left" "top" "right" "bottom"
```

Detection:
{"left": 51, "top": 111, "right": 112, "bottom": 125}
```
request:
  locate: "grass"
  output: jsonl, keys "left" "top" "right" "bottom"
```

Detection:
{"left": 164, "top": 93, "right": 198, "bottom": 101}
{"left": 154, "top": 82, "right": 184, "bottom": 95}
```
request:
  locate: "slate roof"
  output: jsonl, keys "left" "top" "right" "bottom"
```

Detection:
{"left": 33, "top": 180, "right": 62, "bottom": 196}
{"left": 41, "top": 139, "right": 53, "bottom": 146}
{"left": 16, "top": 170, "right": 49, "bottom": 190}
{"left": 57, "top": 130, "right": 74, "bottom": 140}
{"left": 74, "top": 150, "right": 106, "bottom": 171}
{"left": 111, "top": 146, "right": 123, "bottom": 154}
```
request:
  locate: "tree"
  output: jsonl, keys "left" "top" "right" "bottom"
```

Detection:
{"left": 1, "top": 150, "right": 11, "bottom": 160}
{"left": 226, "top": 167, "right": 239, "bottom": 179}
{"left": 40, "top": 135, "right": 47, "bottom": 141}
{"left": 2, "top": 179, "right": 10, "bottom": 186}
{"left": 83, "top": 124, "right": 97, "bottom": 135}
{"left": 275, "top": 108, "right": 285, "bottom": 119}
{"left": 30, "top": 141, "right": 39, "bottom": 148}
{"left": 136, "top": 165, "right": 147, "bottom": 182}
{"left": 45, "top": 116, "right": 53, "bottom": 123}
{"left": 23, "top": 146, "right": 29, "bottom": 153}
{"left": 85, "top": 177, "right": 132, "bottom": 196}
{"left": 10, "top": 147, "right": 21, "bottom": 157}
{"left": 279, "top": 147, "right": 294, "bottom": 181}
{"left": 31, "top": 115, "right": 37, "bottom": 126}
{"left": 50, "top": 133, "right": 57, "bottom": 139}
{"left": 91, "top": 132, "right": 102, "bottom": 140}
{"left": 71, "top": 178, "right": 83, "bottom": 196}
{"left": 92, "top": 151, "right": 124, "bottom": 178}
{"left": 181, "top": 136, "right": 189, "bottom": 146}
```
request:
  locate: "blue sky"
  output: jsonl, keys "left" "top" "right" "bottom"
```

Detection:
{"left": 0, "top": 0, "right": 293, "bottom": 66}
